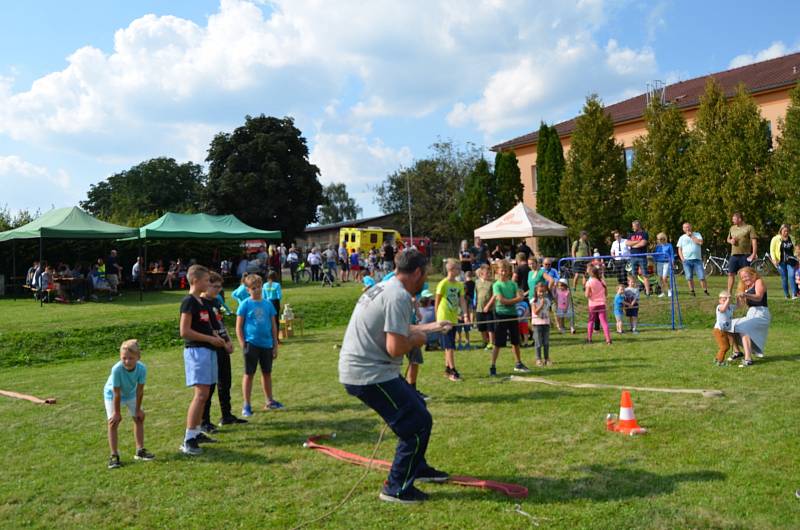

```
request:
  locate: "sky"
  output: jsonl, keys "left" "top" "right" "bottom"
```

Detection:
{"left": 1, "top": 0, "right": 799, "bottom": 220}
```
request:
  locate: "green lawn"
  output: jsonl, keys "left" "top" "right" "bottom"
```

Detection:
{"left": 1, "top": 277, "right": 800, "bottom": 529}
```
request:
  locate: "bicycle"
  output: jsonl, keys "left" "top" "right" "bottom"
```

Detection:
{"left": 703, "top": 250, "right": 729, "bottom": 276}
{"left": 295, "top": 262, "right": 312, "bottom": 283}
{"left": 751, "top": 252, "right": 778, "bottom": 276}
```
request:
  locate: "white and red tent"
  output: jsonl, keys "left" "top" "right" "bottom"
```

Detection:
{"left": 473, "top": 202, "right": 568, "bottom": 240}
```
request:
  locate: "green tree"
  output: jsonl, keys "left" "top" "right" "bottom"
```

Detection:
{"left": 81, "top": 157, "right": 205, "bottom": 224}
{"left": 688, "top": 80, "right": 773, "bottom": 249}
{"left": 451, "top": 157, "right": 494, "bottom": 235}
{"left": 374, "top": 140, "right": 483, "bottom": 242}
{"left": 204, "top": 115, "right": 323, "bottom": 242}
{"left": 493, "top": 151, "right": 523, "bottom": 217}
{"left": 624, "top": 99, "right": 692, "bottom": 242}
{"left": 0, "top": 206, "right": 37, "bottom": 232}
{"left": 559, "top": 94, "right": 626, "bottom": 250}
{"left": 535, "top": 122, "right": 566, "bottom": 256}
{"left": 317, "top": 183, "right": 362, "bottom": 225}
{"left": 772, "top": 82, "right": 800, "bottom": 225}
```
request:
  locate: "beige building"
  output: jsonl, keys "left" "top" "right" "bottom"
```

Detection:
{"left": 492, "top": 51, "right": 800, "bottom": 248}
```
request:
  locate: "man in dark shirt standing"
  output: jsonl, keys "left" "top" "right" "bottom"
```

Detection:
{"left": 470, "top": 236, "right": 489, "bottom": 266}
{"left": 517, "top": 240, "right": 533, "bottom": 260}
{"left": 626, "top": 220, "right": 651, "bottom": 296}
{"left": 106, "top": 249, "right": 123, "bottom": 295}
{"left": 382, "top": 240, "right": 396, "bottom": 276}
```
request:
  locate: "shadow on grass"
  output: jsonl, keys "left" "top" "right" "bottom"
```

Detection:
{"left": 441, "top": 465, "right": 725, "bottom": 504}
{"left": 156, "top": 445, "right": 287, "bottom": 465}
{"left": 440, "top": 390, "right": 576, "bottom": 405}
{"left": 244, "top": 417, "right": 378, "bottom": 446}
{"left": 753, "top": 354, "right": 800, "bottom": 364}
{"left": 288, "top": 402, "right": 367, "bottom": 414}
{"left": 424, "top": 466, "right": 725, "bottom": 504}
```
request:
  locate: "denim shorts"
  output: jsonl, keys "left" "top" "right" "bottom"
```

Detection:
{"left": 682, "top": 259, "right": 705, "bottom": 281}
{"left": 629, "top": 256, "right": 648, "bottom": 275}
{"left": 439, "top": 328, "right": 456, "bottom": 350}
{"left": 184, "top": 347, "right": 218, "bottom": 386}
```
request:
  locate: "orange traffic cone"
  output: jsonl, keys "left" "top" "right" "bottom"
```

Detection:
{"left": 609, "top": 390, "right": 647, "bottom": 435}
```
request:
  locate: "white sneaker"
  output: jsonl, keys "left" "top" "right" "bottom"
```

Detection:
{"left": 658, "top": 292, "right": 665, "bottom": 298}
{"left": 667, "top": 290, "right": 672, "bottom": 297}
{"left": 755, "top": 352, "right": 764, "bottom": 358}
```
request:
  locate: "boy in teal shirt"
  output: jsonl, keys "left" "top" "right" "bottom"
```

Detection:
{"left": 104, "top": 339, "right": 154, "bottom": 469}
{"left": 485, "top": 260, "right": 530, "bottom": 376}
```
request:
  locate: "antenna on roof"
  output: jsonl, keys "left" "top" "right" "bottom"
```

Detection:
{"left": 645, "top": 80, "right": 665, "bottom": 106}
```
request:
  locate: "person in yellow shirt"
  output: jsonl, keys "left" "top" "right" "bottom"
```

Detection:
{"left": 435, "top": 259, "right": 469, "bottom": 381}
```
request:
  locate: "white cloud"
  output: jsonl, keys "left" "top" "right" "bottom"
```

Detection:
{"left": 448, "top": 35, "right": 657, "bottom": 135}
{"left": 729, "top": 41, "right": 795, "bottom": 69}
{"left": 309, "top": 132, "right": 412, "bottom": 187}
{"left": 0, "top": 155, "right": 76, "bottom": 211}
{"left": 0, "top": 155, "right": 71, "bottom": 189}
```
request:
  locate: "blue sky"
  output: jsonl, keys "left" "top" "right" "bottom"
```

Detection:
{"left": 1, "top": 0, "right": 798, "bottom": 220}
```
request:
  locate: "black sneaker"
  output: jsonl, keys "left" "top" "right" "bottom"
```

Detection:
{"left": 108, "top": 454, "right": 121, "bottom": 469}
{"left": 379, "top": 485, "right": 429, "bottom": 504}
{"left": 195, "top": 432, "right": 218, "bottom": 444}
{"left": 489, "top": 365, "right": 497, "bottom": 377}
{"left": 444, "top": 366, "right": 453, "bottom": 377}
{"left": 200, "top": 422, "right": 218, "bottom": 434}
{"left": 690, "top": 290, "right": 696, "bottom": 297}
{"left": 415, "top": 466, "right": 450, "bottom": 483}
{"left": 514, "top": 362, "right": 531, "bottom": 373}
{"left": 134, "top": 448, "right": 155, "bottom": 461}
{"left": 220, "top": 415, "right": 248, "bottom": 425}
{"left": 728, "top": 351, "right": 744, "bottom": 362}
{"left": 180, "top": 437, "right": 202, "bottom": 455}
{"left": 739, "top": 359, "right": 754, "bottom": 368}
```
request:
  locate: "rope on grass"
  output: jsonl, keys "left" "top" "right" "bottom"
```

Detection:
{"left": 0, "top": 389, "right": 56, "bottom": 404}
{"left": 291, "top": 425, "right": 389, "bottom": 530}
{"left": 507, "top": 376, "right": 724, "bottom": 398}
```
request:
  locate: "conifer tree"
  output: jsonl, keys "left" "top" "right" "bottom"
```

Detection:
{"left": 536, "top": 122, "right": 566, "bottom": 256}
{"left": 560, "top": 94, "right": 626, "bottom": 250}
{"left": 689, "top": 80, "right": 772, "bottom": 248}
{"left": 772, "top": 82, "right": 800, "bottom": 224}
{"left": 493, "top": 151, "right": 523, "bottom": 217}
{"left": 624, "top": 99, "right": 691, "bottom": 242}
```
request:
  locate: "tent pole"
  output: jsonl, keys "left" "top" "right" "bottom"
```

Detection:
{"left": 12, "top": 239, "right": 16, "bottom": 301}
{"left": 39, "top": 236, "right": 43, "bottom": 308}
{"left": 139, "top": 238, "right": 145, "bottom": 302}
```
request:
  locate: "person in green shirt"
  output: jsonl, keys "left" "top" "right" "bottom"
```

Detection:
{"left": 483, "top": 260, "right": 531, "bottom": 377}
{"left": 435, "top": 258, "right": 469, "bottom": 382}
{"left": 571, "top": 231, "right": 591, "bottom": 290}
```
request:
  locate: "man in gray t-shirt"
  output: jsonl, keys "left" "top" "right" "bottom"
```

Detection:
{"left": 339, "top": 249, "right": 451, "bottom": 504}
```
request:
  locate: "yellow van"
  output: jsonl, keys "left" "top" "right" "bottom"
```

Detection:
{"left": 339, "top": 227, "right": 402, "bottom": 254}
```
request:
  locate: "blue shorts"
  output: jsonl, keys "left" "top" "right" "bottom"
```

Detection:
{"left": 682, "top": 259, "right": 705, "bottom": 281}
{"left": 629, "top": 256, "right": 648, "bottom": 275}
{"left": 614, "top": 310, "right": 624, "bottom": 319}
{"left": 728, "top": 254, "right": 750, "bottom": 275}
{"left": 439, "top": 328, "right": 456, "bottom": 350}
{"left": 183, "top": 346, "right": 218, "bottom": 386}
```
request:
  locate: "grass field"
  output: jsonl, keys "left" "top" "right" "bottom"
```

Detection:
{"left": 2, "top": 276, "right": 800, "bottom": 529}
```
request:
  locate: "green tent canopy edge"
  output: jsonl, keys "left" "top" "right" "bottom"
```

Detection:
{"left": 0, "top": 206, "right": 138, "bottom": 242}
{"left": 120, "top": 212, "right": 282, "bottom": 240}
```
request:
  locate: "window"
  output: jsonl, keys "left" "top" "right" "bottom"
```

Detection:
{"left": 370, "top": 234, "right": 378, "bottom": 244}
{"left": 766, "top": 120, "right": 773, "bottom": 151}
{"left": 531, "top": 165, "right": 537, "bottom": 195}
{"left": 624, "top": 147, "right": 634, "bottom": 169}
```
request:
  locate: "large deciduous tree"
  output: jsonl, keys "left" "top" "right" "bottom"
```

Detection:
{"left": 535, "top": 122, "right": 566, "bottom": 256}
{"left": 560, "top": 94, "right": 626, "bottom": 249}
{"left": 624, "top": 99, "right": 692, "bottom": 242}
{"left": 81, "top": 157, "right": 205, "bottom": 224}
{"left": 204, "top": 115, "right": 323, "bottom": 242}
{"left": 318, "top": 182, "right": 362, "bottom": 225}
{"left": 374, "top": 140, "right": 482, "bottom": 242}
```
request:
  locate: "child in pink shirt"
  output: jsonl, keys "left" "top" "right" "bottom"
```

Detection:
{"left": 584, "top": 265, "right": 612, "bottom": 344}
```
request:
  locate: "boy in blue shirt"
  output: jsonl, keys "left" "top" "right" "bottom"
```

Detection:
{"left": 236, "top": 274, "right": 282, "bottom": 416}
{"left": 263, "top": 270, "right": 282, "bottom": 333}
{"left": 104, "top": 339, "right": 154, "bottom": 469}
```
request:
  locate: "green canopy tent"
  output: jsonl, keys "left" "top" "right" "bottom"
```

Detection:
{"left": 0, "top": 207, "right": 138, "bottom": 303}
{"left": 125, "top": 213, "right": 281, "bottom": 299}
